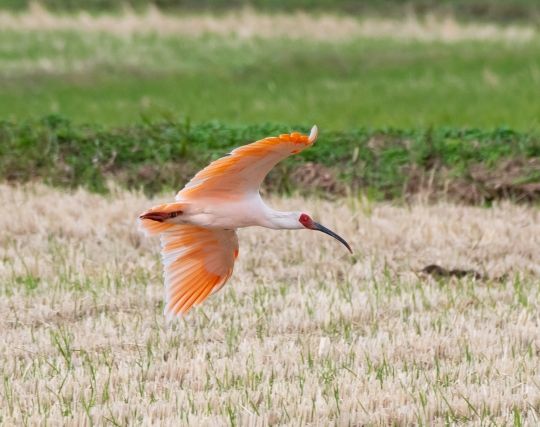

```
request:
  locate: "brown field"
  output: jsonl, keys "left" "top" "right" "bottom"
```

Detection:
{"left": 1, "top": 184, "right": 539, "bottom": 425}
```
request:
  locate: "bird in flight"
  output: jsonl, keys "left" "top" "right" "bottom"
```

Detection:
{"left": 139, "top": 125, "right": 352, "bottom": 319}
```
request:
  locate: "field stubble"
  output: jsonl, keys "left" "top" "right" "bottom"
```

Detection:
{"left": 1, "top": 3, "right": 535, "bottom": 42}
{"left": 1, "top": 184, "right": 539, "bottom": 425}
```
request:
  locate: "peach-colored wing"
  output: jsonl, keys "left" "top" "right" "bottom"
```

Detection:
{"left": 176, "top": 125, "right": 318, "bottom": 201}
{"left": 160, "top": 225, "right": 238, "bottom": 318}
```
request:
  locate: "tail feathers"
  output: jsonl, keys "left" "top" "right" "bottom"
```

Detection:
{"left": 138, "top": 202, "right": 185, "bottom": 236}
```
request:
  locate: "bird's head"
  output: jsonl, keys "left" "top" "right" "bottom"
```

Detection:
{"left": 298, "top": 213, "right": 352, "bottom": 253}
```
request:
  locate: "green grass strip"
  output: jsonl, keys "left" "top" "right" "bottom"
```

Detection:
{"left": 1, "top": 115, "right": 539, "bottom": 202}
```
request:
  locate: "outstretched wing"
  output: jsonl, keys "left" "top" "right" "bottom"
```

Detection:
{"left": 176, "top": 125, "right": 318, "bottom": 201}
{"left": 160, "top": 225, "right": 238, "bottom": 318}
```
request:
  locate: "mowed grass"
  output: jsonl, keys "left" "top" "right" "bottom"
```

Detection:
{"left": 2, "top": 29, "right": 540, "bottom": 129}
{"left": 1, "top": 184, "right": 539, "bottom": 425}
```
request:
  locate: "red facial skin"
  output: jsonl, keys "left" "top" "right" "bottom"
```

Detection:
{"left": 299, "top": 213, "right": 315, "bottom": 229}
{"left": 299, "top": 212, "right": 352, "bottom": 253}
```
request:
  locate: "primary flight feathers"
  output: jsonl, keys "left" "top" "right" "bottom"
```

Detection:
{"left": 160, "top": 225, "right": 238, "bottom": 319}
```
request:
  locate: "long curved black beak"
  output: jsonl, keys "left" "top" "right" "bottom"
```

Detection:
{"left": 313, "top": 222, "right": 352, "bottom": 254}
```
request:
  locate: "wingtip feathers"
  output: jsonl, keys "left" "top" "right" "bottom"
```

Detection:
{"left": 309, "top": 125, "right": 318, "bottom": 144}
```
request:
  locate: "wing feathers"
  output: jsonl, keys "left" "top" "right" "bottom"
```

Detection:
{"left": 160, "top": 225, "right": 238, "bottom": 318}
{"left": 193, "top": 280, "right": 216, "bottom": 306}
{"left": 176, "top": 126, "right": 317, "bottom": 201}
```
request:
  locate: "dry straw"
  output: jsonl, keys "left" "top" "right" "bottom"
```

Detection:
{"left": 0, "top": 2, "right": 535, "bottom": 42}
{"left": 1, "top": 184, "right": 539, "bottom": 425}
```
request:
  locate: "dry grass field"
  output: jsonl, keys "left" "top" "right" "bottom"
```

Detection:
{"left": 1, "top": 3, "right": 535, "bottom": 42}
{"left": 1, "top": 184, "right": 539, "bottom": 425}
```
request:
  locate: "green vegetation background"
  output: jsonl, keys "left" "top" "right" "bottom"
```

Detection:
{"left": 1, "top": 4, "right": 539, "bottom": 201}
{"left": 3, "top": 34, "right": 540, "bottom": 130}
{"left": 2, "top": 117, "right": 539, "bottom": 202}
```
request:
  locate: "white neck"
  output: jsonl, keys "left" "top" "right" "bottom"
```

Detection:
{"left": 259, "top": 202, "right": 302, "bottom": 230}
